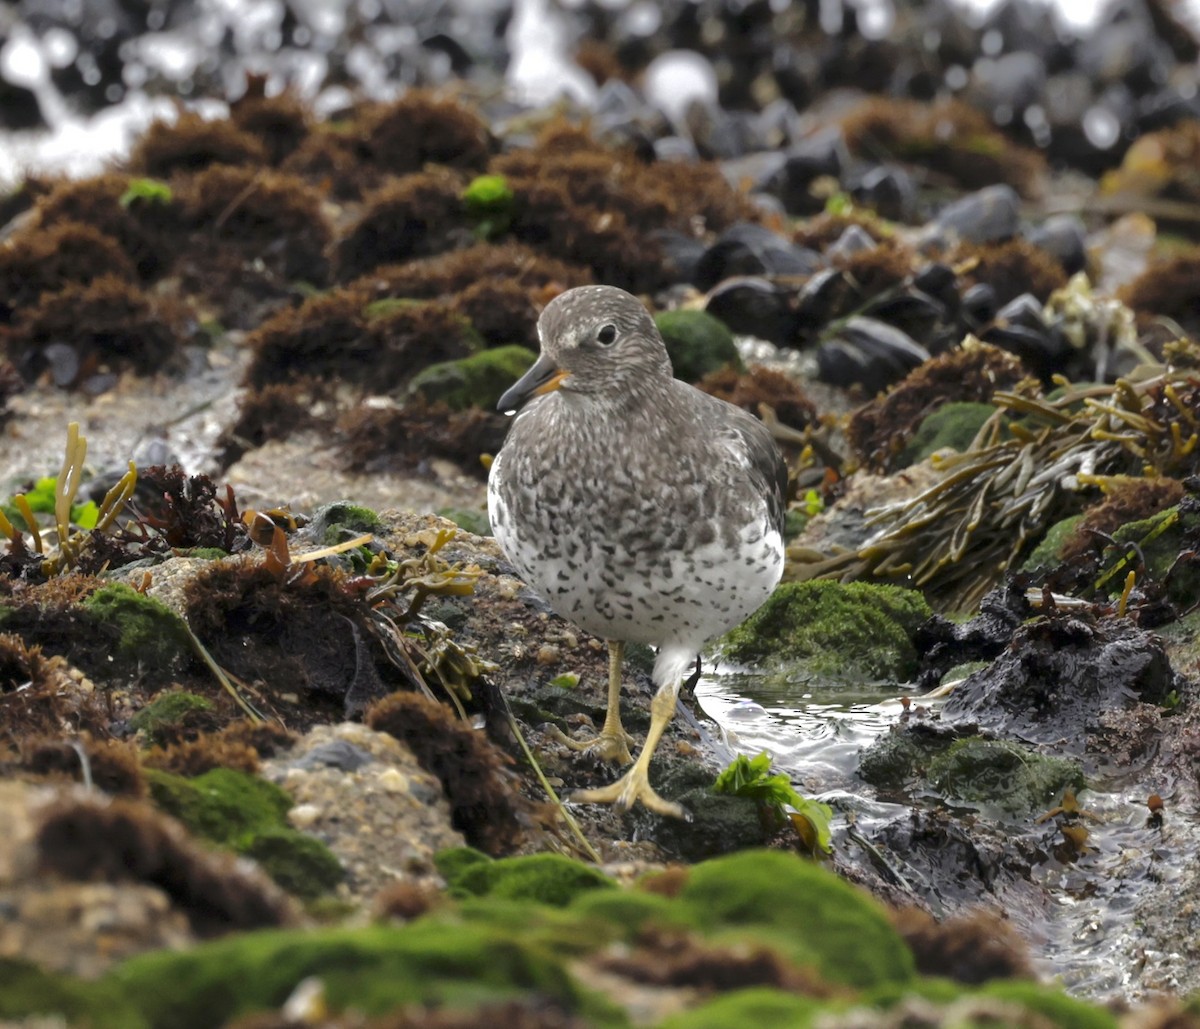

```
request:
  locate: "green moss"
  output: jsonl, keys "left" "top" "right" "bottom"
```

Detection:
{"left": 980, "top": 980, "right": 1118, "bottom": 1029}
{"left": 436, "top": 505, "right": 491, "bottom": 536}
{"left": 363, "top": 296, "right": 422, "bottom": 321}
{"left": 720, "top": 581, "right": 932, "bottom": 682}
{"left": 661, "top": 986, "right": 821, "bottom": 1028}
{"left": 462, "top": 174, "right": 514, "bottom": 237}
{"left": 146, "top": 767, "right": 292, "bottom": 846}
{"left": 120, "top": 178, "right": 172, "bottom": 207}
{"left": 309, "top": 500, "right": 382, "bottom": 545}
{"left": 929, "top": 737, "right": 1084, "bottom": 816}
{"left": 1111, "top": 505, "right": 1199, "bottom": 606}
{"left": 899, "top": 402, "right": 997, "bottom": 467}
{"left": 130, "top": 691, "right": 215, "bottom": 743}
{"left": 0, "top": 958, "right": 149, "bottom": 1029}
{"left": 568, "top": 888, "right": 686, "bottom": 940}
{"left": 109, "top": 921, "right": 626, "bottom": 1029}
{"left": 239, "top": 826, "right": 344, "bottom": 901}
{"left": 410, "top": 344, "right": 536, "bottom": 411}
{"left": 1023, "top": 514, "right": 1085, "bottom": 570}
{"left": 857, "top": 728, "right": 947, "bottom": 789}
{"left": 175, "top": 546, "right": 229, "bottom": 560}
{"left": 149, "top": 768, "right": 344, "bottom": 900}
{"left": 679, "top": 850, "right": 915, "bottom": 988}
{"left": 442, "top": 852, "right": 615, "bottom": 907}
{"left": 655, "top": 309, "right": 742, "bottom": 383}
{"left": 81, "top": 583, "right": 190, "bottom": 673}
{"left": 435, "top": 845, "right": 493, "bottom": 882}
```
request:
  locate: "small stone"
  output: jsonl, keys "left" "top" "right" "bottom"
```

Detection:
{"left": 536, "top": 644, "right": 560, "bottom": 665}
{"left": 289, "top": 804, "right": 322, "bottom": 830}
{"left": 377, "top": 768, "right": 410, "bottom": 794}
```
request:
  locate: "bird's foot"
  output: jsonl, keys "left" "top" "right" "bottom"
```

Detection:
{"left": 546, "top": 725, "right": 635, "bottom": 766}
{"left": 570, "top": 766, "right": 690, "bottom": 820}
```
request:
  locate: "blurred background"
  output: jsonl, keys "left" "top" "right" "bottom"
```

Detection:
{"left": 2, "top": 0, "right": 1199, "bottom": 185}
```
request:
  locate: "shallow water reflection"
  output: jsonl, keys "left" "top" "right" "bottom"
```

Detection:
{"left": 696, "top": 666, "right": 1200, "bottom": 1003}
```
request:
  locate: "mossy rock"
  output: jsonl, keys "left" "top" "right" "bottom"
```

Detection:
{"left": 677, "top": 850, "right": 915, "bottom": 988}
{"left": 979, "top": 979, "right": 1118, "bottom": 1029}
{"left": 655, "top": 309, "right": 742, "bottom": 383}
{"left": 109, "top": 920, "right": 625, "bottom": 1029}
{"left": 146, "top": 767, "right": 293, "bottom": 846}
{"left": 1111, "top": 505, "right": 1199, "bottom": 606}
{"left": 857, "top": 726, "right": 951, "bottom": 790}
{"left": 0, "top": 958, "right": 149, "bottom": 1029}
{"left": 144, "top": 765, "right": 342, "bottom": 896}
{"left": 308, "top": 500, "right": 382, "bottom": 545}
{"left": 568, "top": 888, "right": 687, "bottom": 941}
{"left": 82, "top": 582, "right": 190, "bottom": 674}
{"left": 1022, "top": 513, "right": 1085, "bottom": 569}
{"left": 899, "top": 401, "right": 997, "bottom": 467}
{"left": 661, "top": 986, "right": 821, "bottom": 1028}
{"left": 129, "top": 691, "right": 215, "bottom": 743}
{"left": 720, "top": 581, "right": 932, "bottom": 682}
{"left": 410, "top": 344, "right": 536, "bottom": 411}
{"left": 462, "top": 174, "right": 514, "bottom": 237}
{"left": 928, "top": 736, "right": 1084, "bottom": 816}
{"left": 437, "top": 505, "right": 491, "bottom": 537}
{"left": 239, "top": 826, "right": 344, "bottom": 900}
{"left": 438, "top": 850, "right": 616, "bottom": 907}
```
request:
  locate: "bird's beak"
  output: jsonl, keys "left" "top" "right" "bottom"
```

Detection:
{"left": 497, "top": 353, "right": 569, "bottom": 414}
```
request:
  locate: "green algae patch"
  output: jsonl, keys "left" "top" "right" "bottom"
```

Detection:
{"left": 147, "top": 767, "right": 292, "bottom": 844}
{"left": 239, "top": 826, "right": 344, "bottom": 900}
{"left": 655, "top": 308, "right": 741, "bottom": 383}
{"left": 410, "top": 344, "right": 536, "bottom": 411}
{"left": 899, "top": 401, "right": 997, "bottom": 467}
{"left": 463, "top": 174, "right": 514, "bottom": 237}
{"left": 661, "top": 986, "right": 821, "bottom": 1028}
{"left": 308, "top": 500, "right": 382, "bottom": 544}
{"left": 857, "top": 728, "right": 949, "bottom": 789}
{"left": 980, "top": 980, "right": 1118, "bottom": 1029}
{"left": 130, "top": 691, "right": 215, "bottom": 742}
{"left": 929, "top": 736, "right": 1084, "bottom": 817}
{"left": 82, "top": 583, "right": 191, "bottom": 674}
{"left": 1023, "top": 513, "right": 1085, "bottom": 569}
{"left": 437, "top": 505, "right": 491, "bottom": 536}
{"left": 720, "top": 581, "right": 932, "bottom": 682}
{"left": 147, "top": 767, "right": 344, "bottom": 899}
{"left": 678, "top": 850, "right": 914, "bottom": 989}
{"left": 569, "top": 887, "right": 689, "bottom": 941}
{"left": 1110, "top": 505, "right": 1199, "bottom": 606}
{"left": 109, "top": 920, "right": 626, "bottom": 1029}
{"left": 439, "top": 850, "right": 616, "bottom": 907}
{"left": 0, "top": 957, "right": 149, "bottom": 1029}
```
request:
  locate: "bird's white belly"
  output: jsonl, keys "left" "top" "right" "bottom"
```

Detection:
{"left": 490, "top": 472, "right": 782, "bottom": 649}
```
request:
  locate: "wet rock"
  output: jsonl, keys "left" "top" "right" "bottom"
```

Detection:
{"left": 704, "top": 275, "right": 797, "bottom": 344}
{"left": 817, "top": 316, "right": 931, "bottom": 394}
{"left": 929, "top": 185, "right": 1021, "bottom": 245}
{"left": 692, "top": 222, "right": 821, "bottom": 291}
{"left": 940, "top": 613, "right": 1179, "bottom": 748}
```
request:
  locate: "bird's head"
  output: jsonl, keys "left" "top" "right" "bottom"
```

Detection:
{"left": 497, "top": 285, "right": 673, "bottom": 414}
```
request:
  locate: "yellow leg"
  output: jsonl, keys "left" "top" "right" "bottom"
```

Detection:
{"left": 548, "top": 640, "right": 635, "bottom": 765}
{"left": 570, "top": 676, "right": 686, "bottom": 819}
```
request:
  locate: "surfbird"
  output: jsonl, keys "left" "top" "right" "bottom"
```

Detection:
{"left": 488, "top": 285, "right": 787, "bottom": 817}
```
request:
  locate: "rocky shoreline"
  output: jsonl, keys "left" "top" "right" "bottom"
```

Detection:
{"left": 4, "top": 0, "right": 1200, "bottom": 1022}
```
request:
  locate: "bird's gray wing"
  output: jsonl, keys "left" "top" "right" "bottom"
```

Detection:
{"left": 721, "top": 407, "right": 789, "bottom": 538}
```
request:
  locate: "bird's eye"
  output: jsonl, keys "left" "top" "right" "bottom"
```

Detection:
{"left": 596, "top": 323, "right": 617, "bottom": 346}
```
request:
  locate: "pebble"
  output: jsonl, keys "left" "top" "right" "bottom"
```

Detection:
{"left": 260, "top": 723, "right": 465, "bottom": 903}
